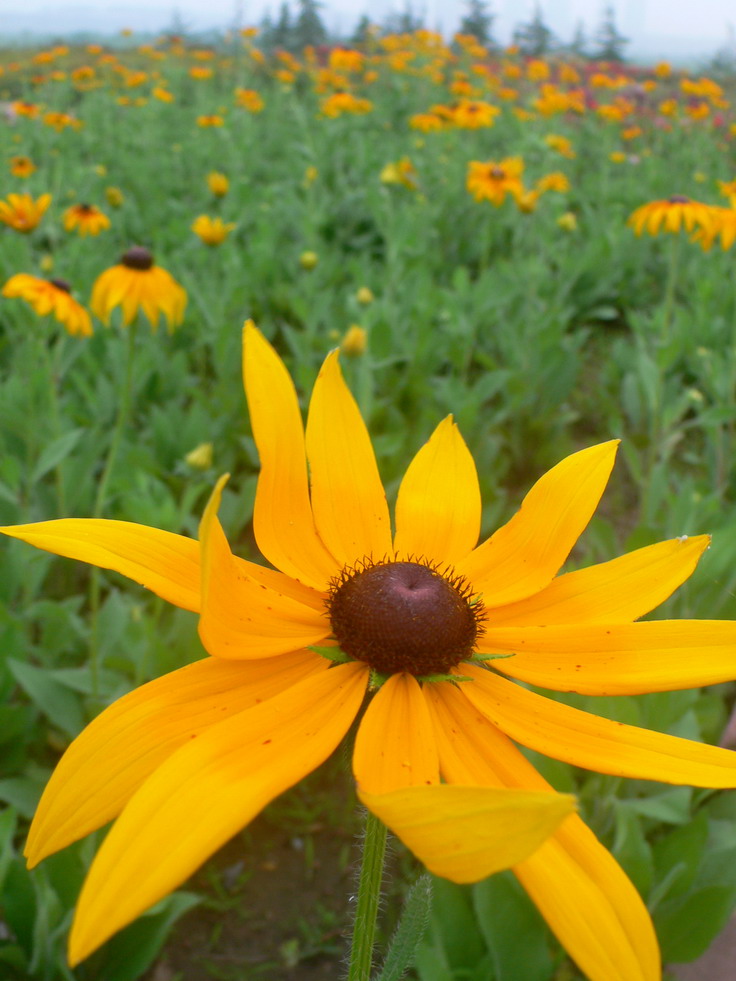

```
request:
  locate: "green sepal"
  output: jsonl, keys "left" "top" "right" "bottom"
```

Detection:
{"left": 309, "top": 645, "right": 354, "bottom": 664}
{"left": 469, "top": 652, "right": 516, "bottom": 663}
{"left": 419, "top": 673, "right": 473, "bottom": 685}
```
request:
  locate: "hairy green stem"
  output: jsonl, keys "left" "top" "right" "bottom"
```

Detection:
{"left": 346, "top": 808, "right": 388, "bottom": 981}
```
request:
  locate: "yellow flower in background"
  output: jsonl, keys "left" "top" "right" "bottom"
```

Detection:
{"left": 692, "top": 207, "right": 736, "bottom": 250}
{"left": 6, "top": 322, "right": 736, "bottom": 981}
{"left": 196, "top": 114, "right": 224, "bottom": 127}
{"left": 234, "top": 87, "right": 264, "bottom": 111}
{"left": 557, "top": 211, "right": 578, "bottom": 232}
{"left": 340, "top": 324, "right": 367, "bottom": 356}
{"left": 9, "top": 155, "right": 36, "bottom": 177}
{"left": 466, "top": 157, "right": 524, "bottom": 206}
{"left": 544, "top": 133, "right": 576, "bottom": 158}
{"left": 184, "top": 442, "right": 214, "bottom": 470}
{"left": 105, "top": 186, "right": 124, "bottom": 208}
{"left": 409, "top": 111, "right": 445, "bottom": 132}
{"left": 628, "top": 196, "right": 713, "bottom": 236}
{"left": 189, "top": 66, "right": 213, "bottom": 80}
{"left": 303, "top": 165, "right": 318, "bottom": 186}
{"left": 63, "top": 203, "right": 110, "bottom": 236}
{"left": 536, "top": 171, "right": 570, "bottom": 194}
{"left": 3, "top": 274, "right": 93, "bottom": 336}
{"left": 514, "top": 188, "right": 540, "bottom": 213}
{"left": 0, "top": 192, "right": 52, "bottom": 233}
{"left": 299, "top": 250, "right": 319, "bottom": 269}
{"left": 450, "top": 100, "right": 499, "bottom": 129}
{"left": 191, "top": 214, "right": 236, "bottom": 246}
{"left": 380, "top": 157, "right": 418, "bottom": 190}
{"left": 207, "top": 171, "right": 229, "bottom": 197}
{"left": 609, "top": 151, "right": 627, "bottom": 163}
{"left": 90, "top": 246, "right": 187, "bottom": 332}
{"left": 152, "top": 86, "right": 174, "bottom": 102}
{"left": 356, "top": 286, "right": 374, "bottom": 305}
{"left": 320, "top": 92, "right": 373, "bottom": 117}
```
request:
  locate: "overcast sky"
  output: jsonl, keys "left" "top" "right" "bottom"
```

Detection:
{"left": 3, "top": 0, "right": 736, "bottom": 61}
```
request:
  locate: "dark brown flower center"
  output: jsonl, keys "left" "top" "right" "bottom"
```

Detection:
{"left": 121, "top": 245, "right": 154, "bottom": 270}
{"left": 668, "top": 195, "right": 690, "bottom": 204}
{"left": 49, "top": 278, "right": 71, "bottom": 293}
{"left": 326, "top": 559, "right": 484, "bottom": 676}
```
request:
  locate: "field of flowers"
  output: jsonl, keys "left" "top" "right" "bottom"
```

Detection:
{"left": 4, "top": 27, "right": 736, "bottom": 981}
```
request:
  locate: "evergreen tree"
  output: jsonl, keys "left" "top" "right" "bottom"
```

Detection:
{"left": 351, "top": 14, "right": 373, "bottom": 45}
{"left": 593, "top": 4, "right": 628, "bottom": 62}
{"left": 458, "top": 0, "right": 494, "bottom": 46}
{"left": 384, "top": 3, "right": 426, "bottom": 34}
{"left": 271, "top": 2, "right": 294, "bottom": 50}
{"left": 293, "top": 0, "right": 328, "bottom": 49}
{"left": 569, "top": 19, "right": 588, "bottom": 58}
{"left": 512, "top": 4, "right": 555, "bottom": 57}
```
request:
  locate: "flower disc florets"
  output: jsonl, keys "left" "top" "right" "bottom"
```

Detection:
{"left": 49, "top": 278, "right": 71, "bottom": 293}
{"left": 326, "top": 558, "right": 485, "bottom": 676}
{"left": 121, "top": 246, "right": 154, "bottom": 270}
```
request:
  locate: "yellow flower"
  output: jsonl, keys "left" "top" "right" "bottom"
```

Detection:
{"left": 196, "top": 114, "right": 224, "bottom": 127}
{"left": 380, "top": 157, "right": 417, "bottom": 190}
{"left": 9, "top": 155, "right": 36, "bottom": 177}
{"left": 466, "top": 158, "right": 524, "bottom": 206}
{"left": 105, "top": 187, "right": 124, "bottom": 208}
{"left": 557, "top": 211, "right": 578, "bottom": 232}
{"left": 628, "top": 196, "right": 714, "bottom": 236}
{"left": 90, "top": 246, "right": 187, "bottom": 332}
{"left": 6, "top": 322, "right": 736, "bottom": 981}
{"left": 450, "top": 100, "right": 500, "bottom": 129}
{"left": 185, "top": 442, "right": 214, "bottom": 469}
{"left": 319, "top": 92, "right": 373, "bottom": 117}
{"left": 356, "top": 286, "right": 374, "bottom": 305}
{"left": 234, "top": 87, "right": 264, "bottom": 112}
{"left": 304, "top": 165, "right": 318, "bottom": 186}
{"left": 299, "top": 250, "right": 319, "bottom": 269}
{"left": 544, "top": 134, "right": 576, "bottom": 158}
{"left": 536, "top": 172, "right": 570, "bottom": 194}
{"left": 191, "top": 214, "right": 236, "bottom": 246}
{"left": 340, "top": 324, "right": 367, "bottom": 356}
{"left": 63, "top": 203, "right": 110, "bottom": 237}
{"left": 692, "top": 207, "right": 736, "bottom": 250}
{"left": 207, "top": 172, "right": 229, "bottom": 197}
{"left": 152, "top": 86, "right": 174, "bottom": 102}
{"left": 0, "top": 192, "right": 52, "bottom": 233}
{"left": 3, "top": 274, "right": 92, "bottom": 336}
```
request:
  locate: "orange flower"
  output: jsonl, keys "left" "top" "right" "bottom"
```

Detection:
{"left": 9, "top": 156, "right": 36, "bottom": 177}
{"left": 234, "top": 87, "right": 264, "bottom": 112}
{"left": 191, "top": 215, "right": 236, "bottom": 246}
{"left": 628, "top": 196, "right": 714, "bottom": 236}
{"left": 0, "top": 192, "right": 52, "bottom": 233}
{"left": 196, "top": 114, "right": 224, "bottom": 127}
{"left": 3, "top": 274, "right": 92, "bottom": 336}
{"left": 63, "top": 203, "right": 110, "bottom": 237}
{"left": 466, "top": 158, "right": 524, "bottom": 206}
{"left": 91, "top": 246, "right": 186, "bottom": 331}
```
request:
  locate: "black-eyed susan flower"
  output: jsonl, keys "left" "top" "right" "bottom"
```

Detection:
{"left": 191, "top": 214, "right": 236, "bottom": 246}
{"left": 234, "top": 87, "right": 264, "bottom": 111}
{"left": 9, "top": 155, "right": 36, "bottom": 177}
{"left": 6, "top": 321, "right": 736, "bottom": 981}
{"left": 692, "top": 206, "right": 736, "bottom": 250}
{"left": 3, "top": 273, "right": 92, "bottom": 336}
{"left": 0, "top": 192, "right": 52, "bottom": 233}
{"left": 466, "top": 157, "right": 525, "bottom": 206}
{"left": 105, "top": 186, "right": 124, "bottom": 209}
{"left": 207, "top": 171, "right": 229, "bottom": 196}
{"left": 196, "top": 113, "right": 224, "bottom": 127}
{"left": 380, "top": 157, "right": 418, "bottom": 190}
{"left": 90, "top": 246, "right": 186, "bottom": 332}
{"left": 628, "top": 196, "right": 713, "bottom": 236}
{"left": 63, "top": 203, "right": 111, "bottom": 237}
{"left": 340, "top": 324, "right": 367, "bottom": 356}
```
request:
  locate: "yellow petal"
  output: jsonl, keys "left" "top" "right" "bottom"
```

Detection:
{"left": 198, "top": 476, "right": 330, "bottom": 658}
{"left": 305, "top": 350, "right": 392, "bottom": 565}
{"left": 243, "top": 322, "right": 338, "bottom": 589}
{"left": 353, "top": 674, "right": 439, "bottom": 793}
{"left": 424, "top": 683, "right": 660, "bottom": 981}
{"left": 359, "top": 784, "right": 574, "bottom": 884}
{"left": 463, "top": 665, "right": 736, "bottom": 787}
{"left": 393, "top": 416, "right": 481, "bottom": 564}
{"left": 68, "top": 662, "right": 368, "bottom": 966}
{"left": 479, "top": 618, "right": 736, "bottom": 694}
{"left": 486, "top": 535, "right": 710, "bottom": 626}
{"left": 26, "top": 650, "right": 326, "bottom": 866}
{"left": 1, "top": 519, "right": 200, "bottom": 612}
{"left": 457, "top": 441, "right": 619, "bottom": 607}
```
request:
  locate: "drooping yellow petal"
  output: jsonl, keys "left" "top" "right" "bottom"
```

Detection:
{"left": 243, "top": 322, "right": 338, "bottom": 589}
{"left": 424, "top": 683, "right": 660, "bottom": 981}
{"left": 393, "top": 416, "right": 481, "bottom": 564}
{"left": 359, "top": 784, "right": 575, "bottom": 884}
{"left": 479, "top": 618, "right": 736, "bottom": 694}
{"left": 353, "top": 674, "right": 439, "bottom": 793}
{"left": 0, "top": 519, "right": 201, "bottom": 612}
{"left": 198, "top": 476, "right": 330, "bottom": 658}
{"left": 305, "top": 350, "right": 392, "bottom": 565}
{"left": 26, "top": 650, "right": 326, "bottom": 866}
{"left": 68, "top": 662, "right": 368, "bottom": 966}
{"left": 457, "top": 441, "right": 619, "bottom": 607}
{"left": 486, "top": 535, "right": 710, "bottom": 626}
{"left": 463, "top": 665, "right": 736, "bottom": 787}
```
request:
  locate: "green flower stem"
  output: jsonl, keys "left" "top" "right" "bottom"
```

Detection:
{"left": 661, "top": 232, "right": 681, "bottom": 341}
{"left": 347, "top": 808, "right": 388, "bottom": 981}
{"left": 88, "top": 320, "right": 138, "bottom": 698}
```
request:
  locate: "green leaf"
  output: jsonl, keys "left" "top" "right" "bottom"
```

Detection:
{"left": 7, "top": 658, "right": 85, "bottom": 738}
{"left": 31, "top": 429, "right": 85, "bottom": 484}
{"left": 656, "top": 886, "right": 736, "bottom": 963}
{"left": 98, "top": 891, "right": 201, "bottom": 981}
{"left": 472, "top": 871, "right": 556, "bottom": 981}
{"left": 374, "top": 875, "right": 433, "bottom": 981}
